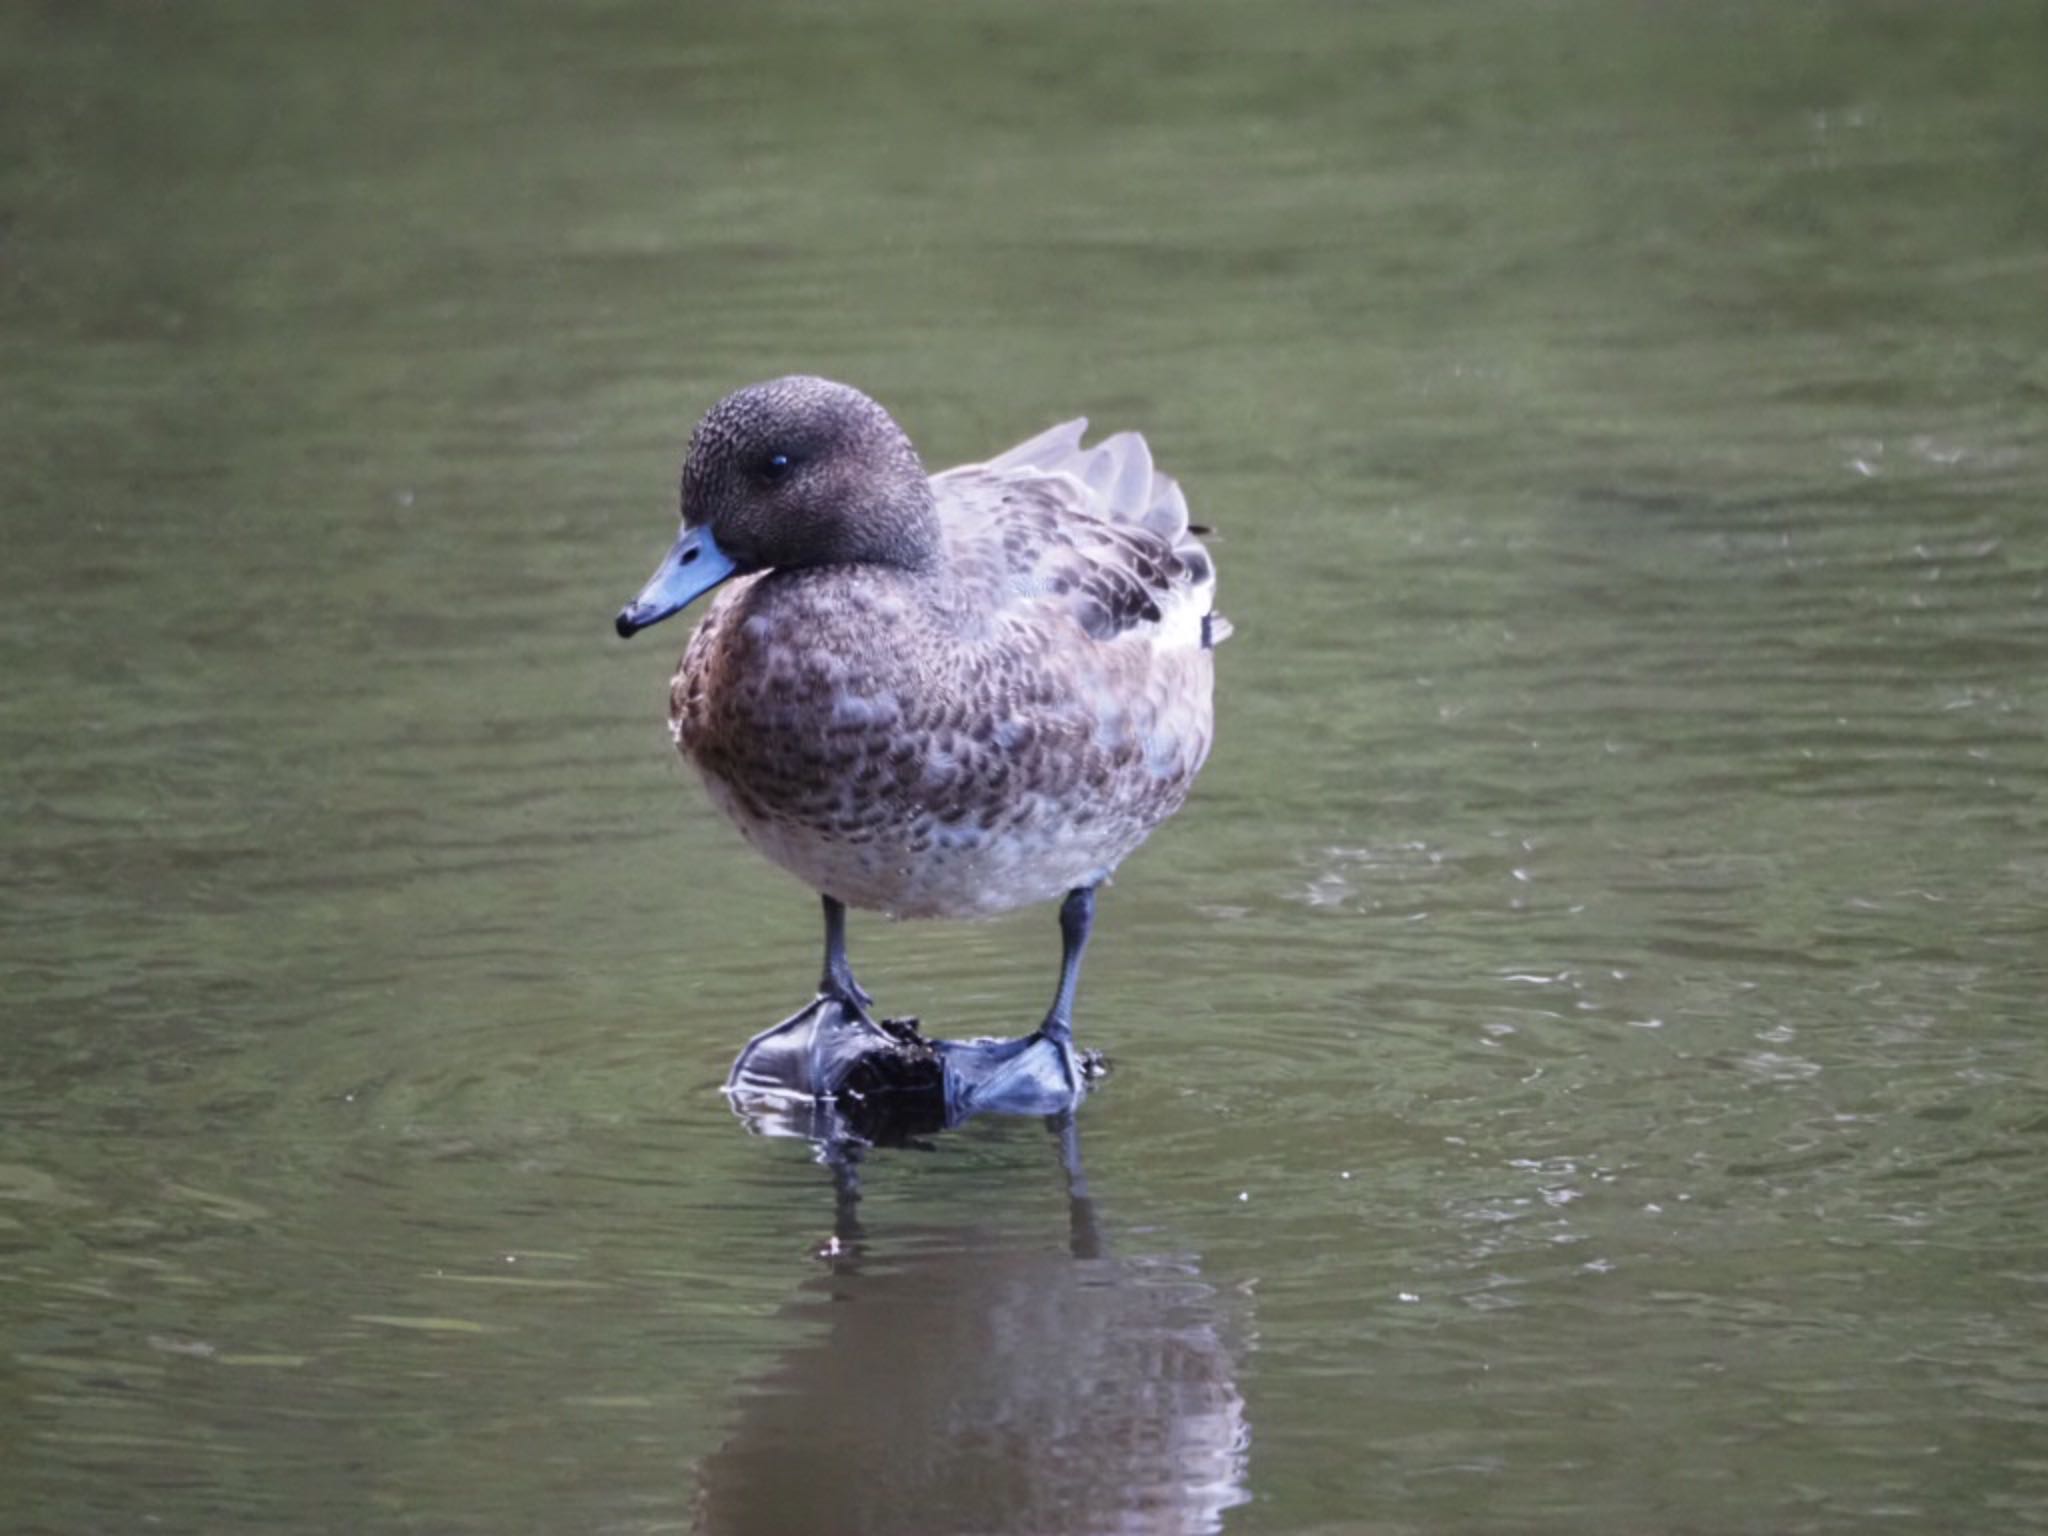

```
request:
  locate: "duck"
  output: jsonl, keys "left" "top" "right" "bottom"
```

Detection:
{"left": 615, "top": 376, "right": 1229, "bottom": 1100}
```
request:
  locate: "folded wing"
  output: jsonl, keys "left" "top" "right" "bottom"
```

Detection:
{"left": 935, "top": 419, "right": 1229, "bottom": 652}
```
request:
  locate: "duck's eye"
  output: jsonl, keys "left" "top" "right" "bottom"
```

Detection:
{"left": 763, "top": 452, "right": 792, "bottom": 477}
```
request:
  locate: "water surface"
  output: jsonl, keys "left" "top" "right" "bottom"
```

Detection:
{"left": 3, "top": 2, "right": 2045, "bottom": 1531}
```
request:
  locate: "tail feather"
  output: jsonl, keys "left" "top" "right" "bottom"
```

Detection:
{"left": 1142, "top": 474, "right": 1189, "bottom": 541}
{"left": 1089, "top": 431, "right": 1154, "bottom": 515}
{"left": 966, "top": 418, "right": 1229, "bottom": 648}
{"left": 983, "top": 417, "right": 1089, "bottom": 473}
{"left": 990, "top": 421, "right": 1195, "bottom": 545}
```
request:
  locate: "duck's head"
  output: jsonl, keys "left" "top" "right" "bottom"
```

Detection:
{"left": 616, "top": 376, "right": 938, "bottom": 639}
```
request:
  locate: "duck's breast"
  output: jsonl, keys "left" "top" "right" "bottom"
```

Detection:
{"left": 668, "top": 561, "right": 1213, "bottom": 918}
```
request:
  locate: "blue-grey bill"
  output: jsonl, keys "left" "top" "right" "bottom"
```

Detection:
{"left": 615, "top": 525, "right": 739, "bottom": 637}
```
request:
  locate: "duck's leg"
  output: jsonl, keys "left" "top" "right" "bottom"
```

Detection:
{"left": 818, "top": 894, "right": 873, "bottom": 1012}
{"left": 1039, "top": 884, "right": 1097, "bottom": 1053}
{"left": 935, "top": 884, "right": 1099, "bottom": 1116}
{"left": 725, "top": 895, "right": 900, "bottom": 1106}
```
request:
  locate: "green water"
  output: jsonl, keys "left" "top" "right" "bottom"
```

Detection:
{"left": 5, "top": 2, "right": 2046, "bottom": 1531}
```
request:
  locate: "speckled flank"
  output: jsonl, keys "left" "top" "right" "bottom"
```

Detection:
{"left": 662, "top": 382, "right": 1226, "bottom": 921}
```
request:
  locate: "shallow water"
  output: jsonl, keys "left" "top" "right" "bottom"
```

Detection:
{"left": 4, "top": 2, "right": 2046, "bottom": 1531}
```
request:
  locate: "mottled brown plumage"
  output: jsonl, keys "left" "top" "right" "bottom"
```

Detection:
{"left": 618, "top": 376, "right": 1228, "bottom": 1085}
{"left": 661, "top": 383, "right": 1225, "bottom": 919}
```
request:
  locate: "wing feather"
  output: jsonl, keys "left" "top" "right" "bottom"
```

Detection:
{"left": 933, "top": 421, "right": 1229, "bottom": 651}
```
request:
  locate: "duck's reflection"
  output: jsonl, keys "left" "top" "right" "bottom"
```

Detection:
{"left": 694, "top": 1113, "right": 1250, "bottom": 1536}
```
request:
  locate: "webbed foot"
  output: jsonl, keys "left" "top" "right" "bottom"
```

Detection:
{"left": 938, "top": 1022, "right": 1102, "bottom": 1119}
{"left": 725, "top": 993, "right": 899, "bottom": 1103}
{"left": 725, "top": 997, "right": 951, "bottom": 1146}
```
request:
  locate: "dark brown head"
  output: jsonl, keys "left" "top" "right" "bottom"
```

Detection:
{"left": 617, "top": 377, "right": 939, "bottom": 638}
